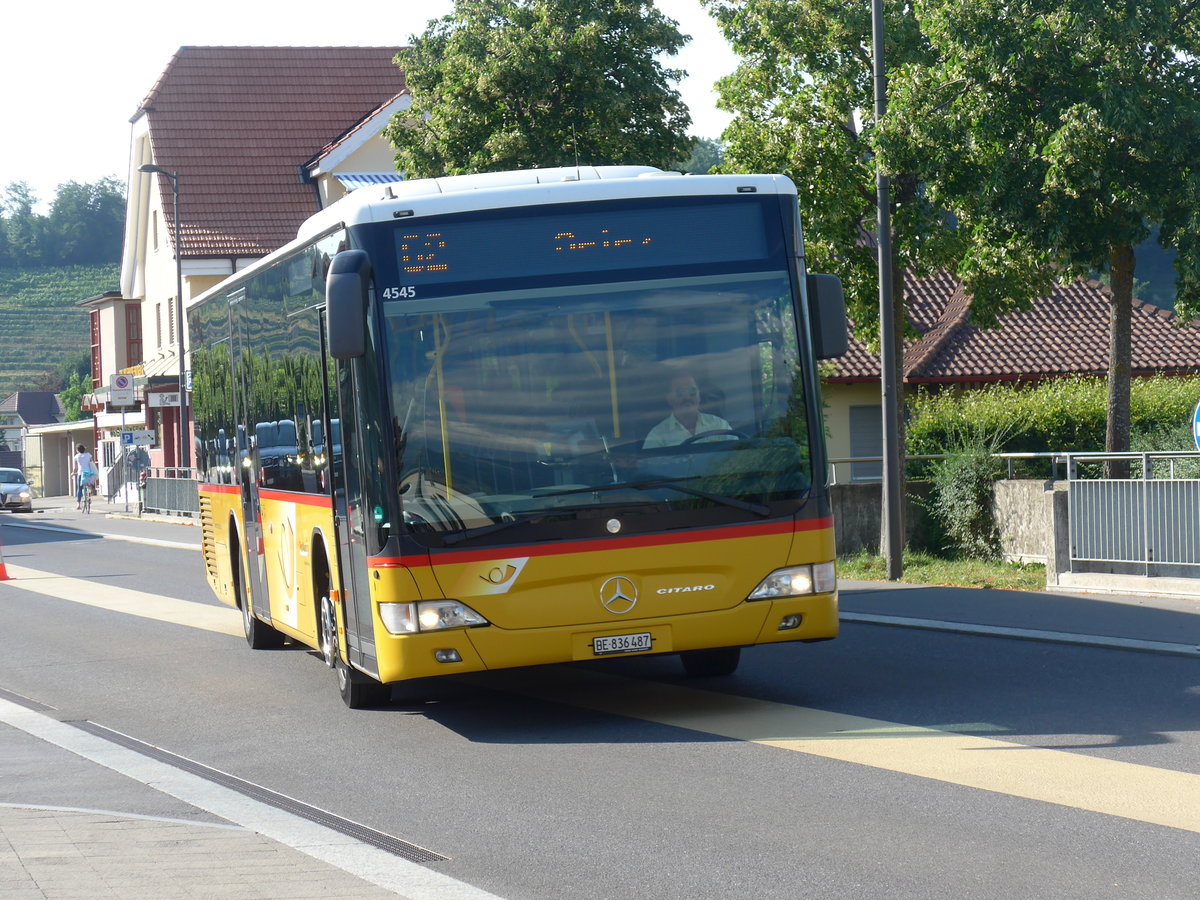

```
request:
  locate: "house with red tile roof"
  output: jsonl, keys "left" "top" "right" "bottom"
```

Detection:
{"left": 101, "top": 46, "right": 408, "bottom": 472}
{"left": 822, "top": 273, "right": 1200, "bottom": 480}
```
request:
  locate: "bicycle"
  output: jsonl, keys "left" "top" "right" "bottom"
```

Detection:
{"left": 80, "top": 474, "right": 97, "bottom": 514}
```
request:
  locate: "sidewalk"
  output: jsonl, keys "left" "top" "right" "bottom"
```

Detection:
{"left": 0, "top": 703, "right": 415, "bottom": 899}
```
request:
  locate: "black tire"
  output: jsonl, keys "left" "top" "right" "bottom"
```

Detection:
{"left": 680, "top": 647, "right": 741, "bottom": 678}
{"left": 234, "top": 544, "right": 283, "bottom": 649}
{"left": 241, "top": 595, "right": 283, "bottom": 649}
{"left": 336, "top": 655, "right": 390, "bottom": 709}
{"left": 320, "top": 588, "right": 388, "bottom": 708}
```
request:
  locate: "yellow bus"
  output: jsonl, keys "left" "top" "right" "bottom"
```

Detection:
{"left": 188, "top": 166, "right": 847, "bottom": 707}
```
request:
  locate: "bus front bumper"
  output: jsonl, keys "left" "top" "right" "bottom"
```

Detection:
{"left": 373, "top": 592, "right": 838, "bottom": 683}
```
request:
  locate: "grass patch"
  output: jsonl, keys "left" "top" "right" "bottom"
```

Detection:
{"left": 838, "top": 550, "right": 1046, "bottom": 592}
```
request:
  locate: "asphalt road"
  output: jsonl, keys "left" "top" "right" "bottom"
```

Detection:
{"left": 1, "top": 509, "right": 1198, "bottom": 899}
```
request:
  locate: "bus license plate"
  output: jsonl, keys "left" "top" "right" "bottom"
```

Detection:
{"left": 592, "top": 632, "right": 652, "bottom": 656}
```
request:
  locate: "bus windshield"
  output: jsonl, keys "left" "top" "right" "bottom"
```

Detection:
{"left": 382, "top": 270, "right": 814, "bottom": 544}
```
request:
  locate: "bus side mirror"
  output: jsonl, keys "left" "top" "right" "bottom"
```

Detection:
{"left": 327, "top": 249, "right": 371, "bottom": 359}
{"left": 806, "top": 273, "right": 848, "bottom": 360}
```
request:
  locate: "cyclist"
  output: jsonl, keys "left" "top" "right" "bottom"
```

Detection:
{"left": 72, "top": 444, "right": 96, "bottom": 509}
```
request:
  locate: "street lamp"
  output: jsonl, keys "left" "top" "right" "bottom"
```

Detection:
{"left": 138, "top": 163, "right": 190, "bottom": 470}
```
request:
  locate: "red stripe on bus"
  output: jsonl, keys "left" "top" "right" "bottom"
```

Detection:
{"left": 199, "top": 483, "right": 240, "bottom": 495}
{"left": 199, "top": 487, "right": 333, "bottom": 508}
{"left": 366, "top": 516, "right": 833, "bottom": 568}
{"left": 257, "top": 488, "right": 333, "bottom": 508}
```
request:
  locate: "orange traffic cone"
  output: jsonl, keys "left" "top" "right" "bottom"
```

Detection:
{"left": 0, "top": 536, "right": 10, "bottom": 581}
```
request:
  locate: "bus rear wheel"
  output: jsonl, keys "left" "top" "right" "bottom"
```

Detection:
{"left": 241, "top": 591, "right": 283, "bottom": 649}
{"left": 680, "top": 647, "right": 741, "bottom": 678}
{"left": 233, "top": 541, "right": 282, "bottom": 650}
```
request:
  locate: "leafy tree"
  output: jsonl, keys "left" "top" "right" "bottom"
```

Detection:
{"left": 0, "top": 212, "right": 11, "bottom": 265}
{"left": 1, "top": 178, "right": 124, "bottom": 267}
{"left": 880, "top": 0, "right": 1200, "bottom": 462}
{"left": 3, "top": 181, "right": 44, "bottom": 265}
{"left": 50, "top": 350, "right": 92, "bottom": 392}
{"left": 709, "top": 0, "right": 1200, "bottom": 475}
{"left": 676, "top": 136, "right": 725, "bottom": 174}
{"left": 704, "top": 0, "right": 960, "bottom": 346}
{"left": 387, "top": 0, "right": 693, "bottom": 176}
{"left": 47, "top": 178, "right": 125, "bottom": 265}
{"left": 58, "top": 370, "right": 91, "bottom": 422}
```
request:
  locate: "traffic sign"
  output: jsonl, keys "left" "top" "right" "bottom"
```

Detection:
{"left": 121, "top": 431, "right": 133, "bottom": 446}
{"left": 109, "top": 373, "right": 135, "bottom": 407}
{"left": 1193, "top": 399, "right": 1200, "bottom": 451}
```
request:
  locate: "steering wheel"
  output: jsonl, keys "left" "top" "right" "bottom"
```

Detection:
{"left": 679, "top": 429, "right": 748, "bottom": 446}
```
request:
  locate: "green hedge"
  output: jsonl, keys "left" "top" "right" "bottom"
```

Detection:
{"left": 907, "top": 375, "right": 1200, "bottom": 458}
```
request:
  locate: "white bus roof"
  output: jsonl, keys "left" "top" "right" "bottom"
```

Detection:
{"left": 296, "top": 166, "right": 797, "bottom": 244}
{"left": 190, "top": 167, "right": 797, "bottom": 310}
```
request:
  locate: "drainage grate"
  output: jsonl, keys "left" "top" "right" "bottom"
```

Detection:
{"left": 0, "top": 688, "right": 53, "bottom": 712}
{"left": 69, "top": 720, "right": 448, "bottom": 863}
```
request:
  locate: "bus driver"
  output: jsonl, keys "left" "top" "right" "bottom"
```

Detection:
{"left": 643, "top": 373, "right": 733, "bottom": 449}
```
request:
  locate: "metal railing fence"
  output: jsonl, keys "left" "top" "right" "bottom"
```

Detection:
{"left": 142, "top": 467, "right": 200, "bottom": 517}
{"left": 1061, "top": 452, "right": 1200, "bottom": 572}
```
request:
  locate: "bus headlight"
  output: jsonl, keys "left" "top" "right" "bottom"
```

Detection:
{"left": 747, "top": 561, "right": 836, "bottom": 599}
{"left": 378, "top": 601, "right": 488, "bottom": 634}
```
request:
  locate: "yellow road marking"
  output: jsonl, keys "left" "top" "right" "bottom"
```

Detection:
{"left": 487, "top": 668, "right": 1200, "bottom": 834}
{"left": 6, "top": 564, "right": 1199, "bottom": 834}
{"left": 0, "top": 564, "right": 241, "bottom": 637}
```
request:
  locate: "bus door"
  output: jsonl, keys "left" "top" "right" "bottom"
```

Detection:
{"left": 326, "top": 345, "right": 378, "bottom": 675}
{"left": 228, "top": 288, "right": 271, "bottom": 624}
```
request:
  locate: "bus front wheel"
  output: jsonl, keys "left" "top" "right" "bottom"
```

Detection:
{"left": 336, "top": 656, "right": 390, "bottom": 709}
{"left": 318, "top": 593, "right": 338, "bottom": 668}
{"left": 320, "top": 591, "right": 389, "bottom": 709}
{"left": 680, "top": 647, "right": 741, "bottom": 678}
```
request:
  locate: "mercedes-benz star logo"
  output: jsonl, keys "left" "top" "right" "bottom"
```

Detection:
{"left": 599, "top": 575, "right": 638, "bottom": 614}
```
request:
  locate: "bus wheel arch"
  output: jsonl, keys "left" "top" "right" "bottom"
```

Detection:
{"left": 311, "top": 533, "right": 338, "bottom": 669}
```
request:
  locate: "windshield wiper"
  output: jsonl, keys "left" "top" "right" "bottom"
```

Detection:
{"left": 439, "top": 512, "right": 551, "bottom": 546}
{"left": 540, "top": 478, "right": 772, "bottom": 518}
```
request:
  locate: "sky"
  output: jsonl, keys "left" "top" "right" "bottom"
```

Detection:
{"left": 3, "top": 1, "right": 739, "bottom": 212}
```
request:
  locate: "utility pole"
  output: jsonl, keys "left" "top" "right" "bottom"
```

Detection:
{"left": 139, "top": 165, "right": 190, "bottom": 470}
{"left": 872, "top": 0, "right": 903, "bottom": 579}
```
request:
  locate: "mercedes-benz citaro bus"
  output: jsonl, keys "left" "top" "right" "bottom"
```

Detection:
{"left": 188, "top": 166, "right": 848, "bottom": 707}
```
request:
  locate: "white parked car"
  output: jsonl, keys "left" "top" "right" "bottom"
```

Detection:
{"left": 0, "top": 467, "right": 33, "bottom": 512}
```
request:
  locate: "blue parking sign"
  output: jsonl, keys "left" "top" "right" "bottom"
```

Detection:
{"left": 121, "top": 431, "right": 133, "bottom": 446}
